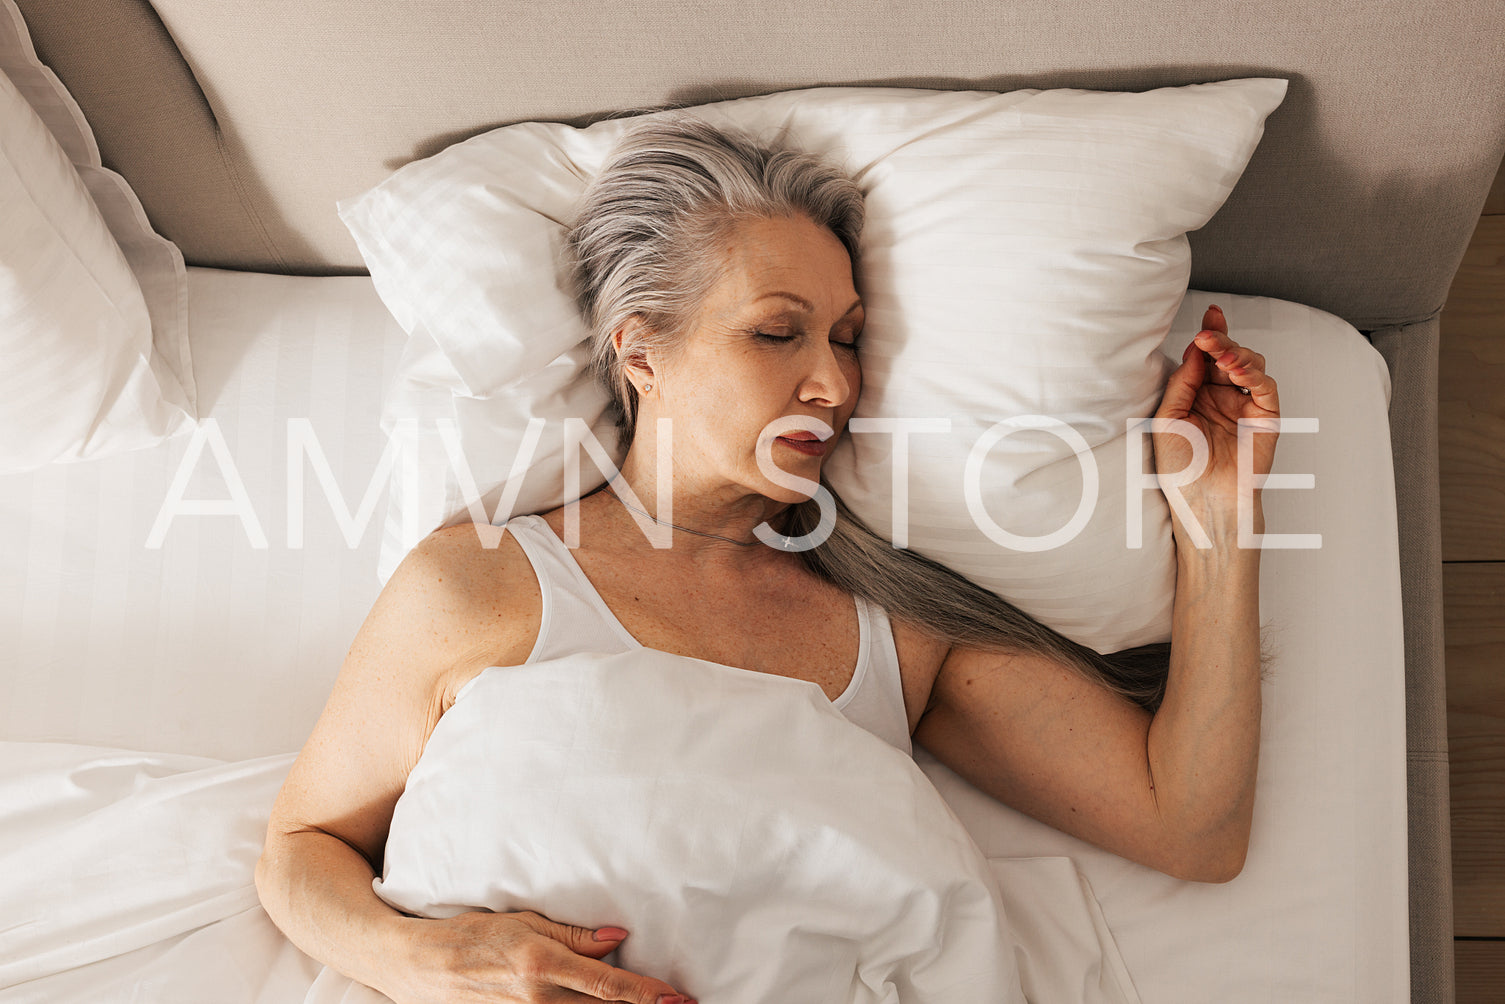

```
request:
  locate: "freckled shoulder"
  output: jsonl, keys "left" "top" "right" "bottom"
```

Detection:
{"left": 421, "top": 523, "right": 543, "bottom": 710}
{"left": 886, "top": 611, "right": 950, "bottom": 736}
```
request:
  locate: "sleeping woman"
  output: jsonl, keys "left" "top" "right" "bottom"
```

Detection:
{"left": 255, "top": 114, "right": 1280, "bottom": 1004}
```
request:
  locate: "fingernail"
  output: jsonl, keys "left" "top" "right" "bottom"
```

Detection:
{"left": 1210, "top": 304, "right": 1223, "bottom": 314}
{"left": 594, "top": 927, "right": 628, "bottom": 942}
{"left": 656, "top": 996, "right": 686, "bottom": 1004}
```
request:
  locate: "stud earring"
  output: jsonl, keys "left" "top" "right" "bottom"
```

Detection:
{"left": 642, "top": 382, "right": 652, "bottom": 393}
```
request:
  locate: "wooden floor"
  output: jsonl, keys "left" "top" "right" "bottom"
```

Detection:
{"left": 1443, "top": 158, "right": 1505, "bottom": 1001}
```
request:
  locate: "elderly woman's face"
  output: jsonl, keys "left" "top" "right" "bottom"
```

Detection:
{"left": 655, "top": 213, "right": 864, "bottom": 501}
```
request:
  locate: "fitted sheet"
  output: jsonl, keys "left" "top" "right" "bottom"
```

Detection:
{"left": 0, "top": 270, "right": 1408, "bottom": 1001}
{"left": 0, "top": 267, "right": 408, "bottom": 760}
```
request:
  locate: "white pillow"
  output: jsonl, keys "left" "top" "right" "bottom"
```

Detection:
{"left": 0, "top": 1, "right": 194, "bottom": 472}
{"left": 374, "top": 648, "right": 1026, "bottom": 1003}
{"left": 342, "top": 80, "right": 1288, "bottom": 652}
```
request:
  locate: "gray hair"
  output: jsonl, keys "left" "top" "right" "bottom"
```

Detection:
{"left": 565, "top": 113, "right": 864, "bottom": 452}
{"left": 563, "top": 111, "right": 1209, "bottom": 714}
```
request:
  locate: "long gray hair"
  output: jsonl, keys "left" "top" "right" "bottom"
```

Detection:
{"left": 562, "top": 112, "right": 1175, "bottom": 714}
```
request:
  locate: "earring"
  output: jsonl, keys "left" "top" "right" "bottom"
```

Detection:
{"left": 642, "top": 382, "right": 652, "bottom": 393}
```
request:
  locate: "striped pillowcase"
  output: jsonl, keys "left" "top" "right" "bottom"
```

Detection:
{"left": 341, "top": 80, "right": 1287, "bottom": 652}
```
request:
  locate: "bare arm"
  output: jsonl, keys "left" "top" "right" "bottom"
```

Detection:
{"left": 1144, "top": 301, "right": 1279, "bottom": 880}
{"left": 1145, "top": 500, "right": 1264, "bottom": 880}
{"left": 257, "top": 832, "right": 642, "bottom": 1003}
{"left": 915, "top": 304, "right": 1275, "bottom": 884}
{"left": 911, "top": 532, "right": 1262, "bottom": 883}
{"left": 255, "top": 525, "right": 500, "bottom": 997}
{"left": 255, "top": 525, "right": 692, "bottom": 1004}
{"left": 255, "top": 827, "right": 415, "bottom": 996}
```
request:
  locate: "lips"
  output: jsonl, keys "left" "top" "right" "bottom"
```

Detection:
{"left": 775, "top": 430, "right": 831, "bottom": 457}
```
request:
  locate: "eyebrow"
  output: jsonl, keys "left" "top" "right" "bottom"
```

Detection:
{"left": 756, "top": 292, "right": 864, "bottom": 316}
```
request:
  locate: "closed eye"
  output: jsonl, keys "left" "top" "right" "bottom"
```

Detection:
{"left": 754, "top": 330, "right": 861, "bottom": 352}
{"left": 835, "top": 327, "right": 863, "bottom": 351}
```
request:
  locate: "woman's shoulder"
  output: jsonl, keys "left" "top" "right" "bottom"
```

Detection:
{"left": 409, "top": 522, "right": 534, "bottom": 594}
{"left": 389, "top": 523, "right": 543, "bottom": 699}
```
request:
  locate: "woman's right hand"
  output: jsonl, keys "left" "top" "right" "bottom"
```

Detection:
{"left": 386, "top": 909, "right": 699, "bottom": 1004}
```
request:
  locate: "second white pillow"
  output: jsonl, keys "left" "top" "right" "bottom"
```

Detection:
{"left": 0, "top": 66, "right": 192, "bottom": 472}
{"left": 0, "top": 0, "right": 194, "bottom": 472}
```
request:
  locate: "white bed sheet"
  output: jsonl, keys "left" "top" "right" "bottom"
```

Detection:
{"left": 0, "top": 270, "right": 1409, "bottom": 1001}
{"left": 0, "top": 267, "right": 408, "bottom": 760}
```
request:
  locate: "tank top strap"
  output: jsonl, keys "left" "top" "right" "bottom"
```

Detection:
{"left": 501, "top": 514, "right": 638, "bottom": 662}
{"left": 843, "top": 595, "right": 914, "bottom": 757}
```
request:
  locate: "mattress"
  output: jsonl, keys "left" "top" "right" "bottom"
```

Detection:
{"left": 0, "top": 267, "right": 1409, "bottom": 1002}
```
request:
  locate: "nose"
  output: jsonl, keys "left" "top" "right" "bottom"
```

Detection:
{"left": 799, "top": 339, "right": 856, "bottom": 410}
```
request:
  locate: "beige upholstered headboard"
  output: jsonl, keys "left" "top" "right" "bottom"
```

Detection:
{"left": 16, "top": 2, "right": 1504, "bottom": 1001}
{"left": 12, "top": 0, "right": 1501, "bottom": 329}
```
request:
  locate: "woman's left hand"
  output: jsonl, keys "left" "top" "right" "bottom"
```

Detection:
{"left": 1151, "top": 304, "right": 1281, "bottom": 515}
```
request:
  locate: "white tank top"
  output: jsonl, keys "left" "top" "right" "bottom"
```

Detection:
{"left": 500, "top": 514, "right": 913, "bottom": 757}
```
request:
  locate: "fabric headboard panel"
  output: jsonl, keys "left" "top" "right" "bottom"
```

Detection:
{"left": 15, "top": 1, "right": 1505, "bottom": 332}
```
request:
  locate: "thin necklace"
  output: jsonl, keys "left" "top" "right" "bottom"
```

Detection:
{"left": 603, "top": 478, "right": 795, "bottom": 550}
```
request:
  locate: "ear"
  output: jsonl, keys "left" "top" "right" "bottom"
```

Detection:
{"left": 613, "top": 314, "right": 657, "bottom": 393}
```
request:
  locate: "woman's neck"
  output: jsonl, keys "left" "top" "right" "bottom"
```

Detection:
{"left": 569, "top": 471, "right": 800, "bottom": 572}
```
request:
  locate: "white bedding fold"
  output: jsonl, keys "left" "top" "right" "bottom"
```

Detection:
{"left": 989, "top": 858, "right": 1141, "bottom": 1004}
{"left": 0, "top": 742, "right": 296, "bottom": 989}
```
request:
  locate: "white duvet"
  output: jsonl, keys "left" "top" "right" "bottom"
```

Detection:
{"left": 373, "top": 648, "right": 1021, "bottom": 1003}
{"left": 0, "top": 648, "right": 1139, "bottom": 1003}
